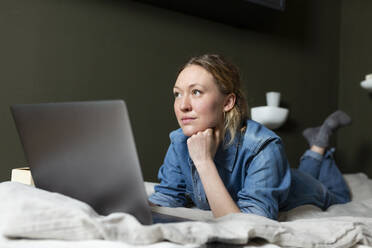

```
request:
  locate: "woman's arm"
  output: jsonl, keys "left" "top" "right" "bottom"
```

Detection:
{"left": 148, "top": 143, "right": 189, "bottom": 207}
{"left": 187, "top": 128, "right": 240, "bottom": 218}
{"left": 196, "top": 159, "right": 240, "bottom": 217}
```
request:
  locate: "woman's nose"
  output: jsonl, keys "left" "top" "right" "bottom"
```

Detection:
{"left": 180, "top": 96, "right": 192, "bottom": 112}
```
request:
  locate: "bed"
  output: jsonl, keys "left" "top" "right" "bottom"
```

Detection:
{"left": 0, "top": 173, "right": 371, "bottom": 248}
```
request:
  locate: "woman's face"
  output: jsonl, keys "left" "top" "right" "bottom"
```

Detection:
{"left": 173, "top": 65, "right": 228, "bottom": 137}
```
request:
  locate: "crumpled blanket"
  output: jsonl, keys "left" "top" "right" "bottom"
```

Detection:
{"left": 0, "top": 173, "right": 372, "bottom": 248}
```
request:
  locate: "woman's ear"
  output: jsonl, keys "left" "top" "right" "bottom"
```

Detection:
{"left": 223, "top": 93, "right": 236, "bottom": 112}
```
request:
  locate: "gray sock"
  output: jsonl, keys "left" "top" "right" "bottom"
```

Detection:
{"left": 302, "top": 110, "right": 351, "bottom": 148}
{"left": 322, "top": 110, "right": 352, "bottom": 130}
{"left": 302, "top": 127, "right": 321, "bottom": 147}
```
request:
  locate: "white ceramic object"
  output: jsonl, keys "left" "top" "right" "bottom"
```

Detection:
{"left": 266, "top": 91, "right": 281, "bottom": 107}
{"left": 361, "top": 74, "right": 372, "bottom": 92}
{"left": 251, "top": 106, "right": 289, "bottom": 130}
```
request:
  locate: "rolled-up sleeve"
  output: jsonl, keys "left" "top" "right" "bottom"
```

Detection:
{"left": 237, "top": 138, "right": 291, "bottom": 220}
{"left": 148, "top": 143, "right": 188, "bottom": 207}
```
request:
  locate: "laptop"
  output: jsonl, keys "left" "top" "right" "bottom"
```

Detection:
{"left": 11, "top": 100, "right": 190, "bottom": 225}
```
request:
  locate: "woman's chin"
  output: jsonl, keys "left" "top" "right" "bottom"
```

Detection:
{"left": 181, "top": 129, "right": 195, "bottom": 137}
{"left": 181, "top": 126, "right": 205, "bottom": 137}
{"left": 181, "top": 126, "right": 202, "bottom": 137}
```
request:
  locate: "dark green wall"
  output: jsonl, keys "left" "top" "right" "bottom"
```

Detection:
{"left": 0, "top": 0, "right": 345, "bottom": 182}
{"left": 337, "top": 0, "right": 372, "bottom": 176}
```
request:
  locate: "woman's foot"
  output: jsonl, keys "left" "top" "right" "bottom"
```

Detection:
{"left": 303, "top": 110, "right": 352, "bottom": 148}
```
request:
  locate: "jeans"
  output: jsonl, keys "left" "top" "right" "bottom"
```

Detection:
{"left": 282, "top": 148, "right": 351, "bottom": 211}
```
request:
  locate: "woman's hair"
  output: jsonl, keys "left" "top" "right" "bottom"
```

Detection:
{"left": 179, "top": 54, "right": 249, "bottom": 146}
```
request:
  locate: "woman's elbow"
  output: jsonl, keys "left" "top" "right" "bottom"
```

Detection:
{"left": 240, "top": 206, "right": 277, "bottom": 220}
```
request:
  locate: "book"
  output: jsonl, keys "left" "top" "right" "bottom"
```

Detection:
{"left": 11, "top": 167, "right": 35, "bottom": 186}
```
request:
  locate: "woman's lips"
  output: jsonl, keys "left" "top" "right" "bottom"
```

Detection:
{"left": 181, "top": 117, "right": 195, "bottom": 125}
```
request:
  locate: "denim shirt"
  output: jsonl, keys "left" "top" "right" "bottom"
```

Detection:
{"left": 149, "top": 120, "right": 291, "bottom": 220}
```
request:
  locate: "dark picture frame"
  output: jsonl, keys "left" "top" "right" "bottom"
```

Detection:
{"left": 133, "top": 0, "right": 286, "bottom": 28}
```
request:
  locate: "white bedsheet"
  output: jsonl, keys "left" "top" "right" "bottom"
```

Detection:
{"left": 0, "top": 173, "right": 371, "bottom": 248}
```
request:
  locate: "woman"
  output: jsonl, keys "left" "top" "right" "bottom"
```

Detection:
{"left": 148, "top": 54, "right": 351, "bottom": 220}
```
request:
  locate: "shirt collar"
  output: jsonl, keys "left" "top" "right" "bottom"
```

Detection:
{"left": 214, "top": 131, "right": 241, "bottom": 172}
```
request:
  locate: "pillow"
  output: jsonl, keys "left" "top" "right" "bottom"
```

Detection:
{"left": 0, "top": 181, "right": 105, "bottom": 240}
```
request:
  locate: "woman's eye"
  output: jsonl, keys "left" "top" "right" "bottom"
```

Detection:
{"left": 192, "top": 89, "right": 201, "bottom": 96}
{"left": 173, "top": 92, "right": 180, "bottom": 98}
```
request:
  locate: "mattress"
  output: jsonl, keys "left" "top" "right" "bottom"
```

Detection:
{"left": 0, "top": 173, "right": 371, "bottom": 248}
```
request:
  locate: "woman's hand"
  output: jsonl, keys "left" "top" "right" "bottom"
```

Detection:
{"left": 187, "top": 128, "right": 221, "bottom": 171}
